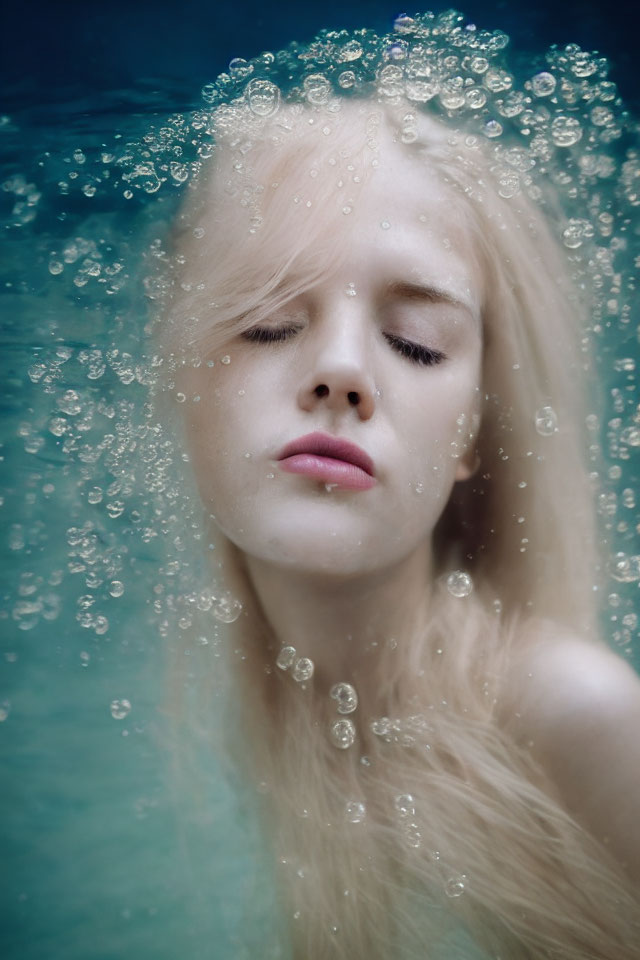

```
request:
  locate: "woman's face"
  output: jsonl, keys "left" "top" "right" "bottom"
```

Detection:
{"left": 179, "top": 128, "right": 483, "bottom": 579}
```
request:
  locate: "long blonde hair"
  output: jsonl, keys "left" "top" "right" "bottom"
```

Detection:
{"left": 164, "top": 100, "right": 639, "bottom": 958}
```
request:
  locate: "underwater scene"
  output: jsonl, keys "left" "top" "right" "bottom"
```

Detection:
{"left": 2, "top": 2, "right": 640, "bottom": 958}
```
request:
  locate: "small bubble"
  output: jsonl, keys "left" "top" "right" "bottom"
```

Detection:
{"left": 371, "top": 716, "right": 392, "bottom": 738}
{"left": 551, "top": 116, "right": 582, "bottom": 147}
{"left": 304, "top": 73, "right": 331, "bottom": 106}
{"left": 292, "top": 657, "right": 315, "bottom": 682}
{"left": 329, "top": 682, "right": 358, "bottom": 714}
{"left": 330, "top": 718, "right": 356, "bottom": 749}
{"left": 49, "top": 260, "right": 64, "bottom": 275}
{"left": 87, "top": 486, "right": 103, "bottom": 504}
{"left": 380, "top": 220, "right": 391, "bottom": 230}
{"left": 531, "top": 72, "right": 556, "bottom": 97}
{"left": 446, "top": 570, "right": 473, "bottom": 598}
{"left": 277, "top": 646, "right": 297, "bottom": 670}
{"left": 110, "top": 698, "right": 131, "bottom": 720}
{"left": 220, "top": 355, "right": 231, "bottom": 365}
{"left": 212, "top": 593, "right": 242, "bottom": 623}
{"left": 344, "top": 800, "right": 366, "bottom": 823}
{"left": 445, "top": 875, "right": 466, "bottom": 898}
{"left": 246, "top": 78, "right": 280, "bottom": 118}
{"left": 0, "top": 701, "right": 10, "bottom": 722}
{"left": 342, "top": 205, "right": 352, "bottom": 216}
{"left": 534, "top": 405, "right": 558, "bottom": 436}
{"left": 394, "top": 793, "right": 416, "bottom": 817}
{"left": 483, "top": 120, "right": 503, "bottom": 139}
{"left": 345, "top": 282, "right": 357, "bottom": 297}
{"left": 338, "top": 71, "right": 356, "bottom": 90}
{"left": 109, "top": 581, "right": 124, "bottom": 598}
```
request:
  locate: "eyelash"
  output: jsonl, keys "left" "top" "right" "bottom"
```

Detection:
{"left": 241, "top": 325, "right": 446, "bottom": 367}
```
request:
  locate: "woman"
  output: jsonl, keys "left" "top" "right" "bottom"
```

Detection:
{"left": 159, "top": 15, "right": 640, "bottom": 959}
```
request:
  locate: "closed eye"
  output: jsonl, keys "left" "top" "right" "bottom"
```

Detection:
{"left": 241, "top": 324, "right": 303, "bottom": 344}
{"left": 384, "top": 333, "right": 446, "bottom": 367}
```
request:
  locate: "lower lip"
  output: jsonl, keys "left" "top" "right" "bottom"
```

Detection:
{"left": 278, "top": 454, "right": 376, "bottom": 491}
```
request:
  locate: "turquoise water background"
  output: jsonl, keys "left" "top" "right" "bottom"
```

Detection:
{"left": 2, "top": 3, "right": 640, "bottom": 958}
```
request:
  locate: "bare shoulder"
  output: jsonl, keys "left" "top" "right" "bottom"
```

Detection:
{"left": 505, "top": 621, "right": 640, "bottom": 728}
{"left": 503, "top": 621, "right": 640, "bottom": 882}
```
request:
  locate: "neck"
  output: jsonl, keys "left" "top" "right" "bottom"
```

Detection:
{"left": 243, "top": 545, "right": 433, "bottom": 696}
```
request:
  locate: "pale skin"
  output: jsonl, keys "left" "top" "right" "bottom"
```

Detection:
{"left": 180, "top": 133, "right": 640, "bottom": 886}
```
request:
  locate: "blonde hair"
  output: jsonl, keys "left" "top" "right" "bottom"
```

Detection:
{"left": 164, "top": 100, "right": 639, "bottom": 957}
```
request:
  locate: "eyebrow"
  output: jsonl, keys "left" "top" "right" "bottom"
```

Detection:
{"left": 385, "top": 280, "right": 474, "bottom": 316}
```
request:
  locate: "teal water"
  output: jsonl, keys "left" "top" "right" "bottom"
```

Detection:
{"left": 2, "top": 8, "right": 640, "bottom": 959}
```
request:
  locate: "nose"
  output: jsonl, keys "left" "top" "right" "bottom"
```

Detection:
{"left": 296, "top": 315, "right": 377, "bottom": 421}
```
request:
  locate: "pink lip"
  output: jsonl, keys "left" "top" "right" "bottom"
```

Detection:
{"left": 277, "top": 432, "right": 376, "bottom": 491}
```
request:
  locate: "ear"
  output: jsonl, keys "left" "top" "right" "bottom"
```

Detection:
{"left": 454, "top": 448, "right": 480, "bottom": 483}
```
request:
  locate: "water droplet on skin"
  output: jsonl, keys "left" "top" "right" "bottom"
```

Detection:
{"left": 220, "top": 355, "right": 231, "bottom": 365}
{"left": 446, "top": 570, "right": 473, "bottom": 598}
{"left": 344, "top": 800, "right": 366, "bottom": 823}
{"left": 380, "top": 220, "right": 391, "bottom": 230}
{"left": 345, "top": 282, "right": 357, "bottom": 297}
{"left": 329, "top": 682, "right": 358, "bottom": 714}
{"left": 445, "top": 875, "right": 466, "bottom": 898}
{"left": 292, "top": 657, "right": 315, "bottom": 682}
{"left": 534, "top": 405, "right": 558, "bottom": 436}
{"left": 330, "top": 718, "right": 356, "bottom": 749}
{"left": 109, "top": 580, "right": 124, "bottom": 598}
{"left": 342, "top": 205, "right": 353, "bottom": 216}
{"left": 110, "top": 698, "right": 131, "bottom": 720}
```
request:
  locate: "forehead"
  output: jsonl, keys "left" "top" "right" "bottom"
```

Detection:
{"left": 177, "top": 103, "right": 482, "bottom": 310}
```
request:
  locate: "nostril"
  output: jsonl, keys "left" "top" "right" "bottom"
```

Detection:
{"left": 347, "top": 391, "right": 360, "bottom": 406}
{"left": 314, "top": 384, "right": 330, "bottom": 398}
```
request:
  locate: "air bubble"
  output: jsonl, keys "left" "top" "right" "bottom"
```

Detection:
{"left": 371, "top": 716, "right": 392, "bottom": 738}
{"left": 338, "top": 71, "right": 356, "bottom": 90}
{"left": 292, "top": 657, "right": 315, "bottom": 682}
{"left": 109, "top": 580, "right": 124, "bottom": 598}
{"left": 212, "top": 594, "right": 242, "bottom": 623}
{"left": 531, "top": 72, "right": 556, "bottom": 97}
{"left": 446, "top": 570, "right": 473, "bottom": 598}
{"left": 562, "top": 218, "right": 594, "bottom": 249}
{"left": 276, "top": 645, "right": 297, "bottom": 670}
{"left": 329, "top": 682, "right": 358, "bottom": 714}
{"left": 394, "top": 793, "right": 416, "bottom": 817}
{"left": 246, "top": 79, "right": 281, "bottom": 118}
{"left": 534, "top": 405, "right": 558, "bottom": 436}
{"left": 338, "top": 40, "right": 363, "bottom": 62}
{"left": 110, "top": 698, "right": 131, "bottom": 720}
{"left": 304, "top": 74, "right": 332, "bottom": 106}
{"left": 551, "top": 116, "right": 582, "bottom": 147}
{"left": 344, "top": 800, "right": 366, "bottom": 823}
{"left": 330, "top": 718, "right": 356, "bottom": 749}
{"left": 445, "top": 875, "right": 466, "bottom": 898}
{"left": 221, "top": 355, "right": 231, "bottom": 365}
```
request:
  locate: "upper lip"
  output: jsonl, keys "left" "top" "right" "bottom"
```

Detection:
{"left": 277, "top": 432, "right": 375, "bottom": 476}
